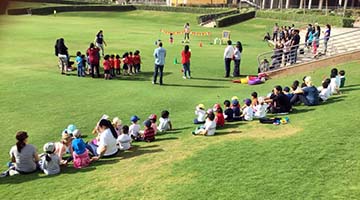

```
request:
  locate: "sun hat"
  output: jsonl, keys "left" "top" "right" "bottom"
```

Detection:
{"left": 130, "top": 115, "right": 140, "bottom": 122}
{"left": 143, "top": 119, "right": 152, "bottom": 128}
{"left": 67, "top": 124, "right": 77, "bottom": 134}
{"left": 148, "top": 114, "right": 157, "bottom": 120}
{"left": 231, "top": 96, "right": 238, "bottom": 101}
{"left": 72, "top": 129, "right": 81, "bottom": 138}
{"left": 43, "top": 142, "right": 55, "bottom": 153}
{"left": 112, "top": 117, "right": 122, "bottom": 125}
{"left": 197, "top": 104, "right": 205, "bottom": 109}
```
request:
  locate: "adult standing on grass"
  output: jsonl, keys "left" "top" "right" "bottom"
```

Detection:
{"left": 95, "top": 30, "right": 107, "bottom": 57}
{"left": 153, "top": 42, "right": 166, "bottom": 85}
{"left": 3, "top": 131, "right": 39, "bottom": 176}
{"left": 55, "top": 38, "right": 69, "bottom": 75}
{"left": 183, "top": 23, "right": 190, "bottom": 43}
{"left": 181, "top": 45, "right": 191, "bottom": 79}
{"left": 87, "top": 43, "right": 100, "bottom": 78}
{"left": 223, "top": 40, "right": 234, "bottom": 78}
{"left": 233, "top": 41, "right": 242, "bottom": 77}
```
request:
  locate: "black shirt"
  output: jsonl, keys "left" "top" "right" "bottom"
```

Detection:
{"left": 224, "top": 108, "right": 234, "bottom": 121}
{"left": 271, "top": 93, "right": 292, "bottom": 113}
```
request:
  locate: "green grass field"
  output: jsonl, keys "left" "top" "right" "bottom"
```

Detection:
{"left": 0, "top": 10, "right": 360, "bottom": 199}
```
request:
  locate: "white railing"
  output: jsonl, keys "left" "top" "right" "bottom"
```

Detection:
{"left": 256, "top": 29, "right": 360, "bottom": 73}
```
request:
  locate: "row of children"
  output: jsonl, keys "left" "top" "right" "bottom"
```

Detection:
{"left": 1, "top": 111, "right": 173, "bottom": 177}
{"left": 76, "top": 46, "right": 142, "bottom": 79}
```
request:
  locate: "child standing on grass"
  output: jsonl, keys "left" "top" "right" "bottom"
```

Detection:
{"left": 40, "top": 142, "right": 60, "bottom": 175}
{"left": 181, "top": 45, "right": 191, "bottom": 79}
{"left": 103, "top": 55, "right": 111, "bottom": 80}
{"left": 129, "top": 115, "right": 141, "bottom": 141}
{"left": 223, "top": 100, "right": 234, "bottom": 122}
{"left": 72, "top": 129, "right": 91, "bottom": 169}
{"left": 142, "top": 120, "right": 155, "bottom": 142}
{"left": 241, "top": 99, "right": 254, "bottom": 121}
{"left": 192, "top": 112, "right": 216, "bottom": 136}
{"left": 117, "top": 125, "right": 132, "bottom": 150}
{"left": 133, "top": 50, "right": 141, "bottom": 73}
{"left": 128, "top": 52, "right": 134, "bottom": 74}
{"left": 114, "top": 54, "right": 121, "bottom": 75}
{"left": 158, "top": 110, "right": 172, "bottom": 133}
{"left": 76, "top": 51, "right": 84, "bottom": 77}
{"left": 122, "top": 52, "right": 129, "bottom": 75}
{"left": 194, "top": 104, "right": 206, "bottom": 124}
{"left": 110, "top": 54, "right": 115, "bottom": 77}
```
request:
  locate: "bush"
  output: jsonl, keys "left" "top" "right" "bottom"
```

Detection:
{"left": 343, "top": 18, "right": 355, "bottom": 27}
{"left": 197, "top": 9, "right": 238, "bottom": 24}
{"left": 8, "top": 0, "right": 106, "bottom": 4}
{"left": 256, "top": 10, "right": 352, "bottom": 27}
{"left": 133, "top": 5, "right": 229, "bottom": 14}
{"left": 216, "top": 11, "right": 256, "bottom": 27}
{"left": 8, "top": 5, "right": 135, "bottom": 15}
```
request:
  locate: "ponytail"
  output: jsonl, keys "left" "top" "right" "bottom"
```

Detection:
{"left": 99, "top": 119, "right": 118, "bottom": 139}
{"left": 15, "top": 131, "right": 28, "bottom": 153}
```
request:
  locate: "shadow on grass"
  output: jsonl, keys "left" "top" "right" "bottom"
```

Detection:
{"left": 214, "top": 122, "right": 244, "bottom": 136}
{"left": 191, "top": 77, "right": 231, "bottom": 82}
{"left": 120, "top": 146, "right": 164, "bottom": 160}
{"left": 161, "top": 83, "right": 229, "bottom": 89}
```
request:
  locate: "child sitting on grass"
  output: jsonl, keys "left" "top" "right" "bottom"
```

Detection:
{"left": 40, "top": 142, "right": 60, "bottom": 175}
{"left": 318, "top": 79, "right": 331, "bottom": 102}
{"left": 129, "top": 115, "right": 141, "bottom": 141}
{"left": 194, "top": 104, "right": 206, "bottom": 124}
{"left": 142, "top": 120, "right": 155, "bottom": 142}
{"left": 192, "top": 112, "right": 216, "bottom": 136}
{"left": 112, "top": 117, "right": 123, "bottom": 136}
{"left": 241, "top": 99, "right": 254, "bottom": 121}
{"left": 339, "top": 70, "right": 346, "bottom": 88}
{"left": 148, "top": 114, "right": 158, "bottom": 135}
{"left": 72, "top": 129, "right": 92, "bottom": 169}
{"left": 232, "top": 98, "right": 242, "bottom": 121}
{"left": 223, "top": 100, "right": 234, "bottom": 122}
{"left": 254, "top": 97, "right": 268, "bottom": 119}
{"left": 213, "top": 103, "right": 225, "bottom": 127}
{"left": 117, "top": 125, "right": 131, "bottom": 150}
{"left": 158, "top": 110, "right": 172, "bottom": 133}
{"left": 251, "top": 92, "right": 258, "bottom": 107}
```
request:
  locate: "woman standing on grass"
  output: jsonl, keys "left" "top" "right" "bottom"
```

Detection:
{"left": 2, "top": 131, "right": 39, "bottom": 176}
{"left": 181, "top": 45, "right": 191, "bottom": 79}
{"left": 87, "top": 43, "right": 100, "bottom": 78}
{"left": 55, "top": 38, "right": 69, "bottom": 75}
{"left": 95, "top": 30, "right": 107, "bottom": 57}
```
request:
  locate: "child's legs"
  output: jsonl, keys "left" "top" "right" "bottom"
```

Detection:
{"left": 77, "top": 67, "right": 81, "bottom": 76}
{"left": 86, "top": 142, "right": 98, "bottom": 156}
{"left": 116, "top": 68, "right": 120, "bottom": 75}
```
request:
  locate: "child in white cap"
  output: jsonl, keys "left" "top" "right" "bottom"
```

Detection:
{"left": 40, "top": 142, "right": 60, "bottom": 175}
{"left": 194, "top": 104, "right": 206, "bottom": 124}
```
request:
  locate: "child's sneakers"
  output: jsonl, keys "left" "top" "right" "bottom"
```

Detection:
{"left": 183, "top": 76, "right": 187, "bottom": 79}
{"left": 187, "top": 76, "right": 191, "bottom": 79}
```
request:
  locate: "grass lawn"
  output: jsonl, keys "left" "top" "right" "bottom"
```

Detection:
{"left": 0, "top": 10, "right": 360, "bottom": 199}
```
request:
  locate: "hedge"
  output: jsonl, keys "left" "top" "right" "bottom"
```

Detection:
{"left": 133, "top": 5, "right": 229, "bottom": 14}
{"left": 197, "top": 9, "right": 238, "bottom": 24}
{"left": 216, "top": 11, "right": 256, "bottom": 27}
{"left": 256, "top": 10, "right": 354, "bottom": 28}
{"left": 9, "top": 0, "right": 106, "bottom": 4}
{"left": 7, "top": 5, "right": 135, "bottom": 15}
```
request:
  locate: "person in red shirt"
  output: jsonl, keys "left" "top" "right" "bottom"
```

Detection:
{"left": 213, "top": 103, "right": 225, "bottom": 127}
{"left": 142, "top": 120, "right": 155, "bottom": 142}
{"left": 128, "top": 51, "right": 134, "bottom": 74}
{"left": 86, "top": 43, "right": 100, "bottom": 78}
{"left": 114, "top": 54, "right": 121, "bottom": 75}
{"left": 181, "top": 45, "right": 191, "bottom": 79}
{"left": 133, "top": 50, "right": 141, "bottom": 73}
{"left": 122, "top": 52, "right": 129, "bottom": 75}
{"left": 109, "top": 54, "right": 115, "bottom": 78}
{"left": 103, "top": 55, "right": 111, "bottom": 80}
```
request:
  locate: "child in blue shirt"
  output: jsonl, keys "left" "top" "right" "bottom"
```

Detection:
{"left": 76, "top": 51, "right": 84, "bottom": 77}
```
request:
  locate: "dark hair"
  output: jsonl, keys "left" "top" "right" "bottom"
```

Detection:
{"left": 99, "top": 119, "right": 117, "bottom": 139}
{"left": 76, "top": 51, "right": 81, "bottom": 56}
{"left": 331, "top": 68, "right": 338, "bottom": 78}
{"left": 227, "top": 40, "right": 232, "bottom": 45}
{"left": 81, "top": 54, "right": 85, "bottom": 59}
{"left": 161, "top": 110, "right": 169, "bottom": 118}
{"left": 284, "top": 86, "right": 290, "bottom": 92}
{"left": 339, "top": 70, "right": 345, "bottom": 76}
{"left": 184, "top": 45, "right": 189, "bottom": 52}
{"left": 116, "top": 54, "right": 120, "bottom": 59}
{"left": 275, "top": 85, "right": 282, "bottom": 93}
{"left": 322, "top": 81, "right": 329, "bottom": 89}
{"left": 324, "top": 78, "right": 331, "bottom": 85}
{"left": 236, "top": 41, "right": 243, "bottom": 53}
{"left": 104, "top": 55, "right": 110, "bottom": 60}
{"left": 301, "top": 83, "right": 307, "bottom": 88}
{"left": 97, "top": 30, "right": 103, "bottom": 36}
{"left": 122, "top": 52, "right": 129, "bottom": 58}
{"left": 223, "top": 100, "right": 230, "bottom": 107}
{"left": 291, "top": 80, "right": 299, "bottom": 90}
{"left": 122, "top": 125, "right": 129, "bottom": 134}
{"left": 16, "top": 131, "right": 28, "bottom": 153}
{"left": 251, "top": 92, "right": 258, "bottom": 98}
{"left": 134, "top": 50, "right": 140, "bottom": 55}
{"left": 159, "top": 42, "right": 163, "bottom": 47}
{"left": 207, "top": 113, "right": 215, "bottom": 121}
{"left": 326, "top": 24, "right": 331, "bottom": 30}
{"left": 90, "top": 43, "right": 95, "bottom": 48}
{"left": 110, "top": 54, "right": 115, "bottom": 58}
{"left": 129, "top": 52, "right": 133, "bottom": 55}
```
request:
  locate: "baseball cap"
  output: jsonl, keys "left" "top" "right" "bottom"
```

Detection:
{"left": 244, "top": 98, "right": 251, "bottom": 106}
{"left": 67, "top": 124, "right": 76, "bottom": 134}
{"left": 131, "top": 115, "right": 139, "bottom": 122}
{"left": 148, "top": 114, "right": 157, "bottom": 120}
{"left": 43, "top": 142, "right": 55, "bottom": 153}
{"left": 232, "top": 99, "right": 239, "bottom": 106}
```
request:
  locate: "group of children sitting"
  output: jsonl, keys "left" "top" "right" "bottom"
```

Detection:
{"left": 75, "top": 50, "right": 142, "bottom": 79}
{"left": 192, "top": 67, "right": 346, "bottom": 136}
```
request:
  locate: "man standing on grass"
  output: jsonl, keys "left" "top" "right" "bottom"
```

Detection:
{"left": 153, "top": 42, "right": 166, "bottom": 85}
{"left": 223, "top": 40, "right": 234, "bottom": 78}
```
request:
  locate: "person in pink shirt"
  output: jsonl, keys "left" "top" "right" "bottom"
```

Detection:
{"left": 181, "top": 45, "right": 191, "bottom": 79}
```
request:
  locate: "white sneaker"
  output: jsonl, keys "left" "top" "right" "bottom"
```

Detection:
{"left": 182, "top": 76, "right": 187, "bottom": 79}
{"left": 187, "top": 76, "right": 191, "bottom": 79}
